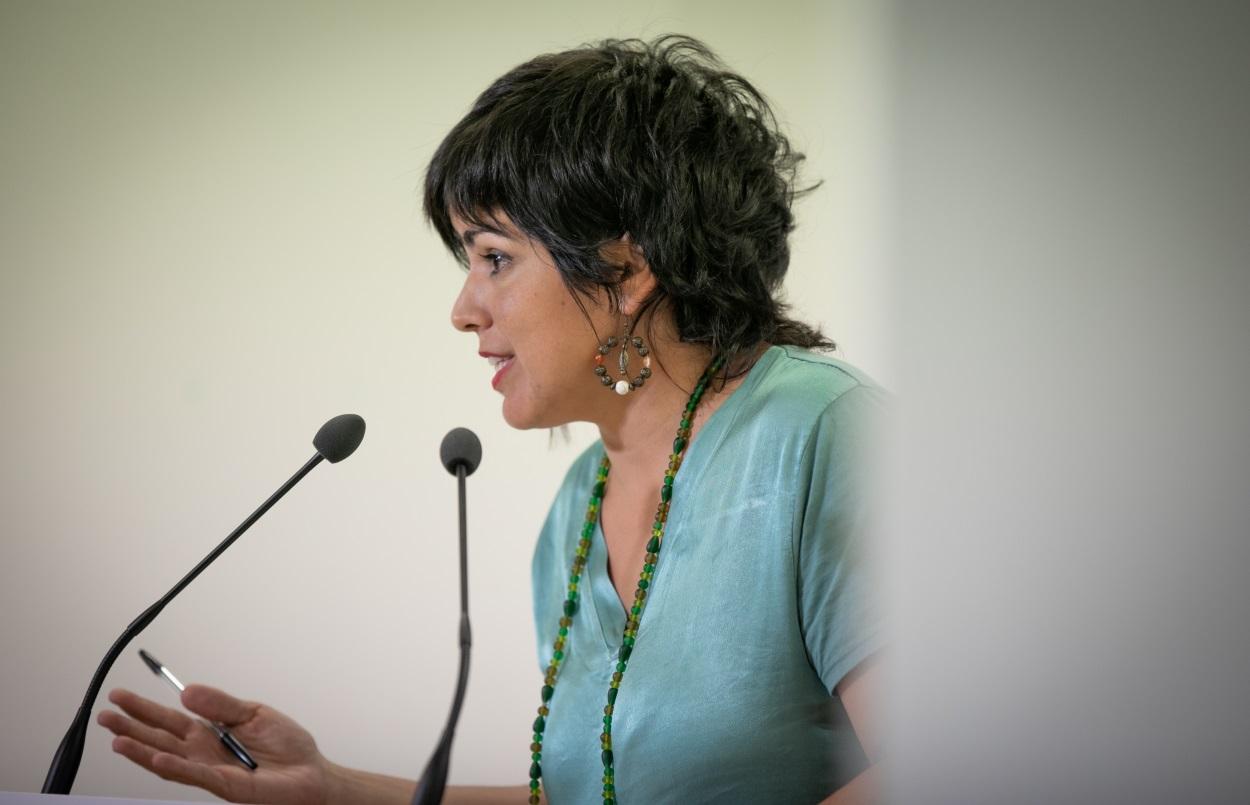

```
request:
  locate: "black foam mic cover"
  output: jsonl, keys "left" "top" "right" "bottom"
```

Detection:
{"left": 314, "top": 414, "right": 366, "bottom": 463}
{"left": 440, "top": 427, "right": 482, "bottom": 476}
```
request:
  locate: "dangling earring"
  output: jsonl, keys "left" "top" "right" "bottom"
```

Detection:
{"left": 594, "top": 318, "right": 652, "bottom": 395}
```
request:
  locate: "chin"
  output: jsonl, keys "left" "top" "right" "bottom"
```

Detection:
{"left": 500, "top": 394, "right": 572, "bottom": 431}
{"left": 500, "top": 396, "right": 546, "bottom": 430}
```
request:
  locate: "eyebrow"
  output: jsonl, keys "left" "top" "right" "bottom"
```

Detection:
{"left": 460, "top": 224, "right": 510, "bottom": 248}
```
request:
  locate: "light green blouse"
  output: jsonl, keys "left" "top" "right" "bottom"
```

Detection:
{"left": 531, "top": 346, "right": 886, "bottom": 803}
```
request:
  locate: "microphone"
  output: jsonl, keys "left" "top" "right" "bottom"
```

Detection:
{"left": 440, "top": 427, "right": 482, "bottom": 476}
{"left": 412, "top": 427, "right": 482, "bottom": 805}
{"left": 41, "top": 413, "right": 366, "bottom": 795}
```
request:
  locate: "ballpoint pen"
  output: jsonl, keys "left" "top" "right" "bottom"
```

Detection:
{"left": 137, "top": 649, "right": 258, "bottom": 770}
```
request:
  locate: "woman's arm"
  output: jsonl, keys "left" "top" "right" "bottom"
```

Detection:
{"left": 818, "top": 657, "right": 883, "bottom": 805}
{"left": 325, "top": 766, "right": 535, "bottom": 805}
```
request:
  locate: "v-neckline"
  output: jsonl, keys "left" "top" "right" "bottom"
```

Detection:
{"left": 582, "top": 346, "right": 782, "bottom": 654}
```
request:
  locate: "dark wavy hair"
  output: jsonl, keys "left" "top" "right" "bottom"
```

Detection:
{"left": 424, "top": 35, "right": 833, "bottom": 373}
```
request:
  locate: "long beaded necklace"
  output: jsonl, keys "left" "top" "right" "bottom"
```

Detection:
{"left": 527, "top": 355, "right": 725, "bottom": 805}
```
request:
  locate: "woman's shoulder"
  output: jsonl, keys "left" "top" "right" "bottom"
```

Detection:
{"left": 769, "top": 344, "right": 882, "bottom": 386}
{"left": 737, "top": 345, "right": 889, "bottom": 428}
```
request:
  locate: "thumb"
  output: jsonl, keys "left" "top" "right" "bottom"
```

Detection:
{"left": 181, "top": 684, "right": 258, "bottom": 727}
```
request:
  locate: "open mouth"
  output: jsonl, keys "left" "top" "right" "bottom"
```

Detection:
{"left": 489, "top": 355, "right": 514, "bottom": 389}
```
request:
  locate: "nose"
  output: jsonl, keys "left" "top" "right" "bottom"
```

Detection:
{"left": 450, "top": 273, "right": 490, "bottom": 333}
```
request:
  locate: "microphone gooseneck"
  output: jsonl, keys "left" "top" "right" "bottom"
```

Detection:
{"left": 41, "top": 414, "right": 365, "bottom": 795}
{"left": 413, "top": 428, "right": 481, "bottom": 805}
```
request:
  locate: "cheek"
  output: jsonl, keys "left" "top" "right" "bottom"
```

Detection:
{"left": 504, "top": 280, "right": 606, "bottom": 387}
{"left": 516, "top": 298, "right": 586, "bottom": 355}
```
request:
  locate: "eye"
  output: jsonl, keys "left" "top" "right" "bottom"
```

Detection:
{"left": 482, "top": 250, "right": 511, "bottom": 276}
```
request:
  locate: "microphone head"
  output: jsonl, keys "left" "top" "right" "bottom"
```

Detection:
{"left": 313, "top": 414, "right": 366, "bottom": 463}
{"left": 440, "top": 427, "right": 482, "bottom": 476}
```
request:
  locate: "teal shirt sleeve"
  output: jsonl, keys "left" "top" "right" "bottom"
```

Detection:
{"left": 795, "top": 383, "right": 888, "bottom": 694}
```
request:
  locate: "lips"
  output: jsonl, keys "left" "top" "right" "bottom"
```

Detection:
{"left": 481, "top": 352, "right": 515, "bottom": 390}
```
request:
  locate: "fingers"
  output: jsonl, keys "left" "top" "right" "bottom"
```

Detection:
{"left": 110, "top": 735, "right": 226, "bottom": 797}
{"left": 103, "top": 687, "right": 261, "bottom": 803}
{"left": 111, "top": 734, "right": 170, "bottom": 775}
{"left": 181, "top": 684, "right": 259, "bottom": 728}
{"left": 107, "top": 688, "right": 195, "bottom": 739}
{"left": 149, "top": 746, "right": 259, "bottom": 803}
{"left": 97, "top": 708, "right": 183, "bottom": 756}
{"left": 150, "top": 751, "right": 234, "bottom": 797}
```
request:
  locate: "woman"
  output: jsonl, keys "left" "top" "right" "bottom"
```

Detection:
{"left": 99, "top": 35, "right": 885, "bottom": 804}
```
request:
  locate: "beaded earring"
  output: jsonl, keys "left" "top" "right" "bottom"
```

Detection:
{"left": 593, "top": 319, "right": 651, "bottom": 395}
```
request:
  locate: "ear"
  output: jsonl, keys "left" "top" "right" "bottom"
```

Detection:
{"left": 601, "top": 236, "right": 658, "bottom": 318}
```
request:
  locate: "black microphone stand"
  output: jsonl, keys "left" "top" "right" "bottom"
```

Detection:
{"left": 42, "top": 454, "right": 325, "bottom": 794}
{"left": 412, "top": 431, "right": 478, "bottom": 805}
{"left": 42, "top": 412, "right": 365, "bottom": 794}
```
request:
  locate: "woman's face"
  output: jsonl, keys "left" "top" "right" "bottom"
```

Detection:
{"left": 449, "top": 212, "right": 614, "bottom": 429}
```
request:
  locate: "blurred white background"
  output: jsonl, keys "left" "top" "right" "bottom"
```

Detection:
{"left": 883, "top": 3, "right": 1249, "bottom": 803}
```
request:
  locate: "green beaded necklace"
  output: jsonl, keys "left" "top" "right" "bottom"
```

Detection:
{"left": 527, "top": 355, "right": 725, "bottom": 805}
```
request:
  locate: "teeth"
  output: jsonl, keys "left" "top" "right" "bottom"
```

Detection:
{"left": 489, "top": 356, "right": 512, "bottom": 370}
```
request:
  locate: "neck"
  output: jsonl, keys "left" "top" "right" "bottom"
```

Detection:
{"left": 593, "top": 341, "right": 761, "bottom": 482}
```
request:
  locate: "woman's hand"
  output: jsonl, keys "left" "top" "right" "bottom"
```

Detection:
{"left": 98, "top": 684, "right": 333, "bottom": 805}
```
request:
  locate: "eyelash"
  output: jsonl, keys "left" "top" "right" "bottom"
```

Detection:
{"left": 482, "top": 250, "right": 510, "bottom": 276}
